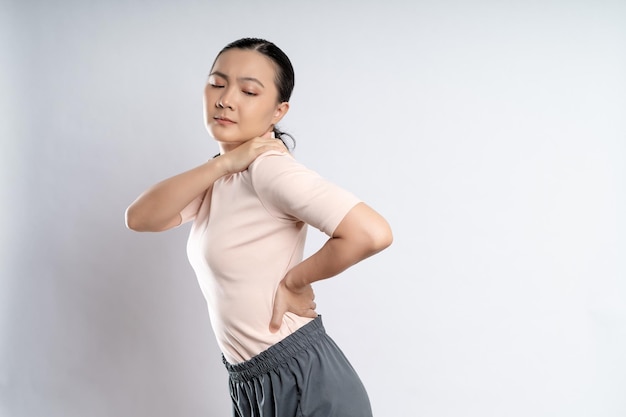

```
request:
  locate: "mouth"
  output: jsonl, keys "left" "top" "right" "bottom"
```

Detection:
{"left": 214, "top": 115, "right": 235, "bottom": 124}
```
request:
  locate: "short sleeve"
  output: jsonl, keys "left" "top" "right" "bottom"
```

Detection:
{"left": 249, "top": 151, "right": 361, "bottom": 236}
{"left": 179, "top": 193, "right": 204, "bottom": 225}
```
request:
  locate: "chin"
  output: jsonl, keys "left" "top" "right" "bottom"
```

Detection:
{"left": 206, "top": 128, "right": 229, "bottom": 142}
{"left": 210, "top": 132, "right": 247, "bottom": 144}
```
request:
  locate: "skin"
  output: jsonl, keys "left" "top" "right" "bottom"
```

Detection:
{"left": 126, "top": 48, "right": 393, "bottom": 333}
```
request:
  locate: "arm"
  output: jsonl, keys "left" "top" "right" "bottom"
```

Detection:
{"left": 269, "top": 202, "right": 393, "bottom": 331}
{"left": 125, "top": 135, "right": 287, "bottom": 232}
{"left": 125, "top": 158, "right": 227, "bottom": 232}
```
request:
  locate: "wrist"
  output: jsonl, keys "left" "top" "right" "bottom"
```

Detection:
{"left": 208, "top": 155, "right": 230, "bottom": 177}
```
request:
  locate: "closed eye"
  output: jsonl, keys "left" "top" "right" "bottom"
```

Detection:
{"left": 243, "top": 91, "right": 257, "bottom": 96}
{"left": 209, "top": 83, "right": 225, "bottom": 88}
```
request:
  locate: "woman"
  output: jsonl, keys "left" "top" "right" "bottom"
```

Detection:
{"left": 126, "top": 38, "right": 392, "bottom": 417}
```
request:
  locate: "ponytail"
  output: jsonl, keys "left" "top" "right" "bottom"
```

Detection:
{"left": 273, "top": 125, "right": 296, "bottom": 151}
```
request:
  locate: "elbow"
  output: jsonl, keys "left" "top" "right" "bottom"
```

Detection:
{"left": 355, "top": 220, "right": 393, "bottom": 257}
{"left": 125, "top": 205, "right": 153, "bottom": 232}
{"left": 369, "top": 222, "right": 393, "bottom": 253}
{"left": 125, "top": 204, "right": 178, "bottom": 232}
{"left": 125, "top": 206, "right": 143, "bottom": 231}
{"left": 379, "top": 226, "right": 394, "bottom": 251}
{"left": 334, "top": 203, "right": 393, "bottom": 257}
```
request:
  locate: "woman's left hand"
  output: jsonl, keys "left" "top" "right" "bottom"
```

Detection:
{"left": 269, "top": 277, "right": 317, "bottom": 333}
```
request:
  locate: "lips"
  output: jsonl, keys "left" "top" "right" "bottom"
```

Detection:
{"left": 214, "top": 115, "right": 235, "bottom": 123}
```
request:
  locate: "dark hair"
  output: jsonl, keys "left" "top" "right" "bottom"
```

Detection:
{"left": 213, "top": 38, "right": 296, "bottom": 149}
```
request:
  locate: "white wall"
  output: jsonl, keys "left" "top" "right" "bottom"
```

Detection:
{"left": 1, "top": 0, "right": 625, "bottom": 416}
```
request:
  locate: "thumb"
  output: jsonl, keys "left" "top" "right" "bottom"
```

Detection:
{"left": 269, "top": 304, "right": 284, "bottom": 333}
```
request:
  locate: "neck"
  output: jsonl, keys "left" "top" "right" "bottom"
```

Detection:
{"left": 218, "top": 141, "right": 244, "bottom": 155}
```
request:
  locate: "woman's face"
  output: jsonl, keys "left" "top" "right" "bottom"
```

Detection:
{"left": 204, "top": 48, "right": 289, "bottom": 152}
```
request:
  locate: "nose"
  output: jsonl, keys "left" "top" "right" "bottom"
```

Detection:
{"left": 216, "top": 88, "right": 235, "bottom": 110}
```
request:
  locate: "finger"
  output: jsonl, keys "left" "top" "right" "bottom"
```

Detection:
{"left": 262, "top": 141, "right": 288, "bottom": 154}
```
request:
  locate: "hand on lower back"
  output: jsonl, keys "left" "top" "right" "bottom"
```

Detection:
{"left": 269, "top": 278, "right": 317, "bottom": 333}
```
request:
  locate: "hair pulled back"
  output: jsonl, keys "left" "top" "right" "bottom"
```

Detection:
{"left": 214, "top": 38, "right": 295, "bottom": 149}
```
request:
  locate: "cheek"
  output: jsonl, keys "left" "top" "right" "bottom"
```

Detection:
{"left": 243, "top": 101, "right": 272, "bottom": 121}
{"left": 256, "top": 101, "right": 280, "bottom": 121}
{"left": 203, "top": 89, "right": 214, "bottom": 107}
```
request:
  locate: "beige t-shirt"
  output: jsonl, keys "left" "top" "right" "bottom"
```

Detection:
{"left": 181, "top": 151, "right": 361, "bottom": 364}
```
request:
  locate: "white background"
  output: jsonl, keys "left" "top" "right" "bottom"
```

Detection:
{"left": 1, "top": 0, "right": 625, "bottom": 416}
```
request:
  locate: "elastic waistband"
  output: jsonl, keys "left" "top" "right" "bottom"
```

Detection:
{"left": 223, "top": 316, "right": 325, "bottom": 383}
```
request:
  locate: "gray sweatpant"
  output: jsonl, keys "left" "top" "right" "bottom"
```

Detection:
{"left": 223, "top": 316, "right": 373, "bottom": 417}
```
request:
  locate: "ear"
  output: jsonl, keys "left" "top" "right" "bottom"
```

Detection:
{"left": 271, "top": 102, "right": 290, "bottom": 124}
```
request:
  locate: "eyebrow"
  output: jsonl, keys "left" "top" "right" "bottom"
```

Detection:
{"left": 209, "top": 71, "right": 265, "bottom": 88}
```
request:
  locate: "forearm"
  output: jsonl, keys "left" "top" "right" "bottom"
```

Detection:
{"left": 285, "top": 238, "right": 374, "bottom": 289}
{"left": 125, "top": 157, "right": 227, "bottom": 232}
{"left": 285, "top": 203, "right": 393, "bottom": 289}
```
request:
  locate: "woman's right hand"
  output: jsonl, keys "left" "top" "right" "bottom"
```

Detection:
{"left": 219, "top": 133, "right": 288, "bottom": 175}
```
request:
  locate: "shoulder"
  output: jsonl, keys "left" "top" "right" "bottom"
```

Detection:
{"left": 248, "top": 150, "right": 326, "bottom": 207}
{"left": 249, "top": 151, "right": 362, "bottom": 234}
{"left": 248, "top": 150, "right": 312, "bottom": 183}
{"left": 250, "top": 150, "right": 300, "bottom": 169}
